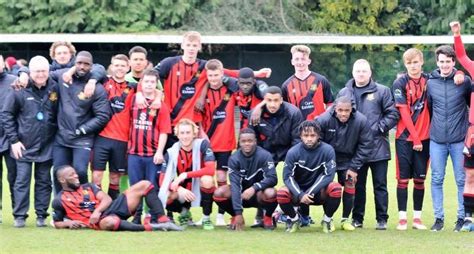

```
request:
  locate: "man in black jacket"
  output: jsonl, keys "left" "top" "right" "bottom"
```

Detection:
{"left": 338, "top": 59, "right": 399, "bottom": 230}
{"left": 276, "top": 120, "right": 342, "bottom": 233}
{"left": 2, "top": 56, "right": 59, "bottom": 228}
{"left": 213, "top": 128, "right": 278, "bottom": 231}
{"left": 316, "top": 95, "right": 372, "bottom": 231}
{"left": 427, "top": 45, "right": 472, "bottom": 232}
{"left": 51, "top": 51, "right": 110, "bottom": 193}
{"left": 249, "top": 86, "right": 303, "bottom": 163}
{"left": 0, "top": 54, "right": 18, "bottom": 224}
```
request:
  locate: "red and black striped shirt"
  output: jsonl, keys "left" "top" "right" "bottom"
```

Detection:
{"left": 234, "top": 80, "right": 266, "bottom": 129}
{"left": 161, "top": 140, "right": 216, "bottom": 190}
{"left": 201, "top": 77, "right": 239, "bottom": 152}
{"left": 52, "top": 183, "right": 101, "bottom": 229}
{"left": 99, "top": 78, "right": 136, "bottom": 142}
{"left": 281, "top": 72, "right": 333, "bottom": 120}
{"left": 393, "top": 73, "right": 430, "bottom": 141}
{"left": 156, "top": 56, "right": 207, "bottom": 126}
{"left": 128, "top": 96, "right": 172, "bottom": 156}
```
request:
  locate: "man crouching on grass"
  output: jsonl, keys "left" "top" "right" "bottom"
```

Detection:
{"left": 52, "top": 165, "right": 182, "bottom": 232}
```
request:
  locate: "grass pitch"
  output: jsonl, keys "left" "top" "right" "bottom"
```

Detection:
{"left": 1, "top": 150, "right": 473, "bottom": 253}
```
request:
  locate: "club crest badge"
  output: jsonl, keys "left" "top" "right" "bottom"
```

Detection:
{"left": 77, "top": 92, "right": 86, "bottom": 100}
{"left": 49, "top": 92, "right": 58, "bottom": 102}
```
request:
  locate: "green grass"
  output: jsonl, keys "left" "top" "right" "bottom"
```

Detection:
{"left": 1, "top": 141, "right": 473, "bottom": 253}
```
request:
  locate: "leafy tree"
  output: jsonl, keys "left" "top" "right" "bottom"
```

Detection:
{"left": 400, "top": 0, "right": 474, "bottom": 35}
{"left": 0, "top": 0, "right": 199, "bottom": 33}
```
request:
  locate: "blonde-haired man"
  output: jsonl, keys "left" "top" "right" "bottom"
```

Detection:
{"left": 158, "top": 118, "right": 217, "bottom": 230}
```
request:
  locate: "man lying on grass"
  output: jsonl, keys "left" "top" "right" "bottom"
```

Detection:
{"left": 52, "top": 165, "right": 182, "bottom": 232}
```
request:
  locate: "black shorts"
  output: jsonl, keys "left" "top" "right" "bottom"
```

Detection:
{"left": 215, "top": 151, "right": 232, "bottom": 170}
{"left": 395, "top": 139, "right": 430, "bottom": 179}
{"left": 165, "top": 133, "right": 179, "bottom": 151}
{"left": 242, "top": 194, "right": 259, "bottom": 208}
{"left": 92, "top": 136, "right": 127, "bottom": 173}
{"left": 102, "top": 194, "right": 131, "bottom": 220}
{"left": 464, "top": 155, "right": 474, "bottom": 168}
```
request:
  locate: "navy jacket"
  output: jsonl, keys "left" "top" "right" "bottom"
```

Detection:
{"left": 0, "top": 71, "right": 17, "bottom": 152}
{"left": 283, "top": 142, "right": 336, "bottom": 200}
{"left": 427, "top": 69, "right": 471, "bottom": 144}
{"left": 316, "top": 106, "right": 372, "bottom": 171}
{"left": 227, "top": 146, "right": 277, "bottom": 215}
{"left": 250, "top": 102, "right": 303, "bottom": 162}
{"left": 337, "top": 79, "right": 399, "bottom": 162}
{"left": 51, "top": 69, "right": 110, "bottom": 148}
{"left": 2, "top": 79, "right": 59, "bottom": 162}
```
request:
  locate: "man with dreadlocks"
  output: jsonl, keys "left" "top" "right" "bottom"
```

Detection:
{"left": 276, "top": 120, "right": 342, "bottom": 233}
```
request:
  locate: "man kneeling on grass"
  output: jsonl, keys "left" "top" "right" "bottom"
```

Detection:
{"left": 52, "top": 165, "right": 182, "bottom": 231}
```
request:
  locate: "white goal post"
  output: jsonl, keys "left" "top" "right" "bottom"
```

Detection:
{"left": 1, "top": 34, "right": 474, "bottom": 44}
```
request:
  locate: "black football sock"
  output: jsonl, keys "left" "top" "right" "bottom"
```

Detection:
{"left": 323, "top": 196, "right": 341, "bottom": 218}
{"left": 342, "top": 188, "right": 355, "bottom": 219}
{"left": 413, "top": 179, "right": 425, "bottom": 211}
{"left": 464, "top": 194, "right": 474, "bottom": 219}
{"left": 118, "top": 220, "right": 146, "bottom": 231}
{"left": 108, "top": 183, "right": 120, "bottom": 200}
{"left": 397, "top": 180, "right": 408, "bottom": 212}
{"left": 200, "top": 187, "right": 215, "bottom": 216}
{"left": 144, "top": 185, "right": 165, "bottom": 222}
{"left": 213, "top": 196, "right": 235, "bottom": 216}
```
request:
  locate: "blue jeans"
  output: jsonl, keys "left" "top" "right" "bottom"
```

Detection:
{"left": 127, "top": 154, "right": 160, "bottom": 188}
{"left": 430, "top": 141, "right": 465, "bottom": 220}
{"left": 128, "top": 154, "right": 161, "bottom": 217}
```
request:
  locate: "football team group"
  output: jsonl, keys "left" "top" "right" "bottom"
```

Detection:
{"left": 0, "top": 21, "right": 473, "bottom": 233}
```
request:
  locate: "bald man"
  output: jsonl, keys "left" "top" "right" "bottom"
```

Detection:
{"left": 337, "top": 59, "right": 399, "bottom": 230}
{"left": 2, "top": 56, "right": 59, "bottom": 227}
{"left": 49, "top": 51, "right": 111, "bottom": 194}
{"left": 52, "top": 165, "right": 182, "bottom": 231}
